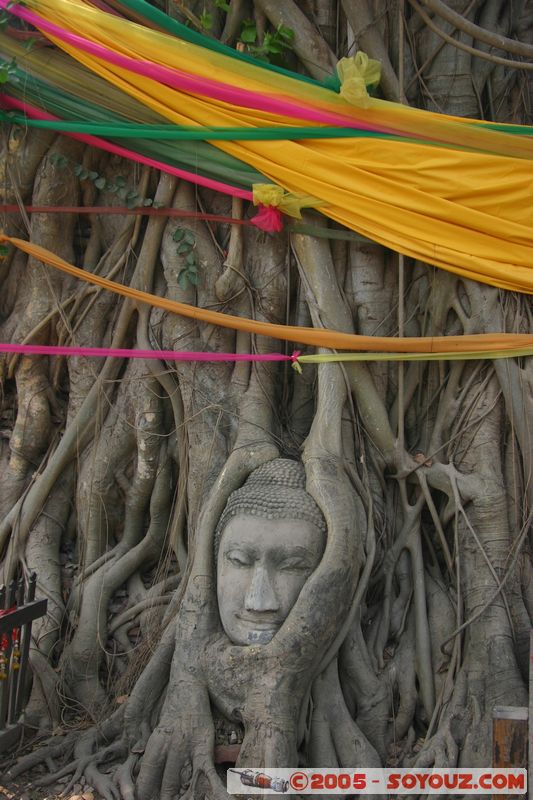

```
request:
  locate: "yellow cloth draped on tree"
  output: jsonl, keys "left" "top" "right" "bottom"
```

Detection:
{"left": 8, "top": 0, "right": 533, "bottom": 294}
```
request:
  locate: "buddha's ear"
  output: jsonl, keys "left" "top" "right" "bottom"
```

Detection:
{"left": 274, "top": 453, "right": 365, "bottom": 654}
{"left": 270, "top": 361, "right": 366, "bottom": 670}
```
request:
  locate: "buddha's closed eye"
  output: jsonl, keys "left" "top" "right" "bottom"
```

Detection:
{"left": 225, "top": 550, "right": 253, "bottom": 568}
{"left": 278, "top": 557, "right": 311, "bottom": 572}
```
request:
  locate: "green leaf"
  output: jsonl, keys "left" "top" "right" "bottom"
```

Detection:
{"left": 214, "top": 0, "right": 230, "bottom": 10}
{"left": 117, "top": 187, "right": 128, "bottom": 200}
{"left": 126, "top": 191, "right": 138, "bottom": 201}
{"left": 74, "top": 164, "right": 90, "bottom": 179}
{"left": 143, "top": 198, "right": 153, "bottom": 207}
{"left": 94, "top": 176, "right": 106, "bottom": 190}
{"left": 277, "top": 24, "right": 294, "bottom": 42}
{"left": 115, "top": 176, "right": 126, "bottom": 187}
{"left": 88, "top": 171, "right": 99, "bottom": 181}
{"left": 23, "top": 37, "right": 37, "bottom": 53}
{"left": 177, "top": 242, "right": 190, "bottom": 254}
{"left": 264, "top": 34, "right": 282, "bottom": 54}
{"left": 126, "top": 195, "right": 139, "bottom": 209}
{"left": 173, "top": 228, "right": 185, "bottom": 242}
{"left": 183, "top": 230, "right": 196, "bottom": 246}
{"left": 188, "top": 270, "right": 199, "bottom": 285}
{"left": 0, "top": 57, "right": 16, "bottom": 83}
{"left": 0, "top": 243, "right": 10, "bottom": 258}
{"left": 186, "top": 251, "right": 197, "bottom": 266}
{"left": 51, "top": 153, "right": 68, "bottom": 168}
{"left": 178, "top": 269, "right": 190, "bottom": 290}
{"left": 199, "top": 11, "right": 212, "bottom": 30}
{"left": 240, "top": 20, "right": 257, "bottom": 43}
{"left": 57, "top": 155, "right": 68, "bottom": 169}
{"left": 247, "top": 45, "right": 269, "bottom": 62}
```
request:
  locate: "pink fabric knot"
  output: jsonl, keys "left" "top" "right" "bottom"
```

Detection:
{"left": 250, "top": 204, "right": 284, "bottom": 233}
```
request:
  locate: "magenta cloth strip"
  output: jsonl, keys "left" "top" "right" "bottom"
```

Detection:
{"left": 0, "top": 95, "right": 252, "bottom": 201}
{"left": 0, "top": 343, "right": 297, "bottom": 362}
{"left": 0, "top": 0, "right": 396, "bottom": 133}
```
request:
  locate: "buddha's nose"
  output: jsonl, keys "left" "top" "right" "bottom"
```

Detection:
{"left": 244, "top": 565, "right": 280, "bottom": 613}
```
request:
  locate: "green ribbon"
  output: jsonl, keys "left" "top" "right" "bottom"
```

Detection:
{"left": 483, "top": 122, "right": 533, "bottom": 136}
{"left": 8, "top": 107, "right": 515, "bottom": 155}
{"left": 0, "top": 60, "right": 265, "bottom": 189}
{"left": 287, "top": 224, "right": 371, "bottom": 242}
{"left": 0, "top": 110, "right": 397, "bottom": 141}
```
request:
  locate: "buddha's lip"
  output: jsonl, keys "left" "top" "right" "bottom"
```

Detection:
{"left": 236, "top": 614, "right": 282, "bottom": 628}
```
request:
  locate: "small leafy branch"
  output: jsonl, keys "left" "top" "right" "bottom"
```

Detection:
{"left": 0, "top": 32, "right": 37, "bottom": 87}
{"left": 0, "top": 0, "right": 18, "bottom": 34}
{"left": 197, "top": 3, "right": 295, "bottom": 64}
{"left": 173, "top": 228, "right": 199, "bottom": 289}
{"left": 191, "top": 0, "right": 229, "bottom": 32}
{"left": 199, "top": 9, "right": 213, "bottom": 30}
{"left": 0, "top": 57, "right": 18, "bottom": 85}
{"left": 0, "top": 1, "right": 35, "bottom": 63}
{"left": 49, "top": 154, "right": 156, "bottom": 208}
{"left": 239, "top": 20, "right": 295, "bottom": 62}
{"left": 73, "top": 169, "right": 154, "bottom": 208}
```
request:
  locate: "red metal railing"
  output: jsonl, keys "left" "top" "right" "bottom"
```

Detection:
{"left": 0, "top": 574, "right": 47, "bottom": 753}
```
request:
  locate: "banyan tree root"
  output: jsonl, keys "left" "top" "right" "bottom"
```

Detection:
{"left": 7, "top": 706, "right": 127, "bottom": 799}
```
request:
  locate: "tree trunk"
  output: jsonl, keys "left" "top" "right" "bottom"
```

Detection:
{"left": 1, "top": 0, "right": 531, "bottom": 797}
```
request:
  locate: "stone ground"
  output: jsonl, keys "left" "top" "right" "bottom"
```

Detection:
{"left": 1, "top": 726, "right": 106, "bottom": 800}
{"left": 1, "top": 761, "right": 101, "bottom": 800}
{"left": 0, "top": 782, "right": 97, "bottom": 800}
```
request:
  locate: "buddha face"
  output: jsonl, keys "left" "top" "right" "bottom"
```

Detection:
{"left": 217, "top": 515, "right": 325, "bottom": 646}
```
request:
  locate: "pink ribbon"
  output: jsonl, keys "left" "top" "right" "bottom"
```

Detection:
{"left": 0, "top": 95, "right": 252, "bottom": 201}
{"left": 0, "top": 98, "right": 286, "bottom": 231}
{"left": 1, "top": 96, "right": 292, "bottom": 230}
{"left": 0, "top": 342, "right": 296, "bottom": 362}
{"left": 0, "top": 0, "right": 393, "bottom": 133}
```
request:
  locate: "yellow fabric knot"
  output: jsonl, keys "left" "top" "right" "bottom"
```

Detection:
{"left": 291, "top": 358, "right": 303, "bottom": 374}
{"left": 252, "top": 183, "right": 322, "bottom": 219}
{"left": 337, "top": 52, "right": 381, "bottom": 108}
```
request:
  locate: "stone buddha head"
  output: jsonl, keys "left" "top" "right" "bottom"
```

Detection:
{"left": 215, "top": 459, "right": 326, "bottom": 646}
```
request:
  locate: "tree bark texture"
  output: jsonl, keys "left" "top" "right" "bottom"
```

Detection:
{"left": 1, "top": 1, "right": 532, "bottom": 797}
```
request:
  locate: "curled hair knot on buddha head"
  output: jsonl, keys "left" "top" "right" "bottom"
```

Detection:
{"left": 214, "top": 458, "right": 326, "bottom": 558}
